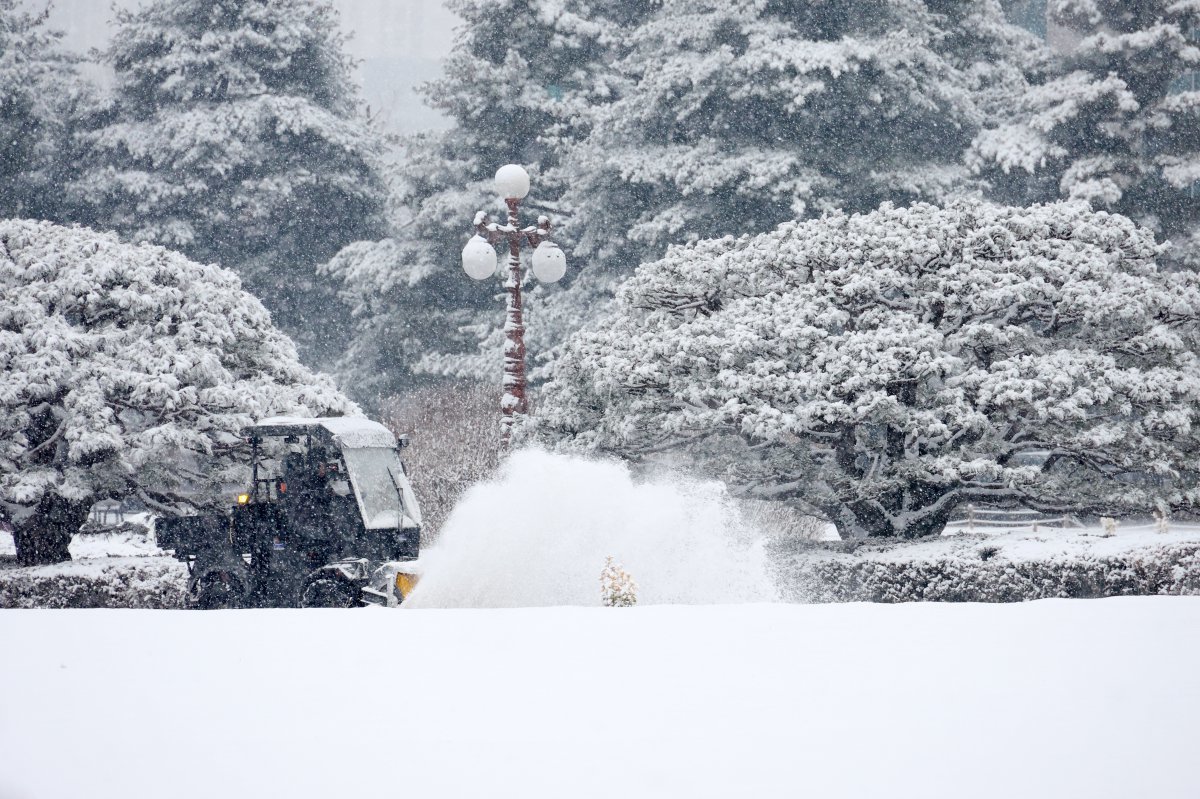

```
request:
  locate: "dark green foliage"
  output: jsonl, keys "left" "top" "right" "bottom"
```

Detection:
{"left": 0, "top": 1, "right": 82, "bottom": 222}
{"left": 71, "top": 0, "right": 389, "bottom": 368}
{"left": 0, "top": 557, "right": 189, "bottom": 608}
{"left": 971, "top": 0, "right": 1200, "bottom": 262}
{"left": 323, "top": 0, "right": 657, "bottom": 401}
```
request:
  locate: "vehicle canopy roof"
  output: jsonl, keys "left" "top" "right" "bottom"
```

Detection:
{"left": 246, "top": 416, "right": 398, "bottom": 450}
{"left": 247, "top": 416, "right": 420, "bottom": 528}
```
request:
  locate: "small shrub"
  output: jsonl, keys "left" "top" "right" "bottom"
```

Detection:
{"left": 600, "top": 556, "right": 638, "bottom": 607}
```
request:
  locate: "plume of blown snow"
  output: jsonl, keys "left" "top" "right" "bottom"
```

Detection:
{"left": 404, "top": 449, "right": 777, "bottom": 608}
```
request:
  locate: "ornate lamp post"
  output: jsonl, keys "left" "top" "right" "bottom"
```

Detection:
{"left": 462, "top": 164, "right": 567, "bottom": 445}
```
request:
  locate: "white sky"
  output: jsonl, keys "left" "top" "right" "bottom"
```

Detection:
{"left": 23, "top": 0, "right": 460, "bottom": 133}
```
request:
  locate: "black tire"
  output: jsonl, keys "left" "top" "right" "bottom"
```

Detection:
{"left": 300, "top": 577, "right": 361, "bottom": 608}
{"left": 197, "top": 572, "right": 243, "bottom": 610}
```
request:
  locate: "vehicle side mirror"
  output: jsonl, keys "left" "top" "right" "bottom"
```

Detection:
{"left": 397, "top": 435, "right": 410, "bottom": 450}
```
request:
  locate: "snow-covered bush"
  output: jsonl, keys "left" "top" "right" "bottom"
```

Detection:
{"left": 600, "top": 556, "right": 637, "bottom": 607}
{"left": 537, "top": 201, "right": 1200, "bottom": 539}
{"left": 70, "top": 0, "right": 388, "bottom": 368}
{"left": 1154, "top": 510, "right": 1170, "bottom": 534}
{"left": 0, "top": 219, "right": 354, "bottom": 565}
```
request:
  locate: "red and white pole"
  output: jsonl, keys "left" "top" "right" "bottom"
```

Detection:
{"left": 462, "top": 165, "right": 566, "bottom": 448}
{"left": 501, "top": 197, "right": 528, "bottom": 444}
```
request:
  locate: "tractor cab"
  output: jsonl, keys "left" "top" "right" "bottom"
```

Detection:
{"left": 245, "top": 416, "right": 421, "bottom": 551}
{"left": 157, "top": 416, "right": 422, "bottom": 608}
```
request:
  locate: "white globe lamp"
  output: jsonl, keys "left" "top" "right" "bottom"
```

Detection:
{"left": 462, "top": 235, "right": 498, "bottom": 280}
{"left": 531, "top": 240, "right": 567, "bottom": 283}
{"left": 494, "top": 164, "right": 530, "bottom": 200}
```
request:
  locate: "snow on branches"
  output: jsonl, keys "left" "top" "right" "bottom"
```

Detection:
{"left": 0, "top": 0, "right": 81, "bottom": 222}
{"left": 321, "top": 0, "right": 656, "bottom": 395}
{"left": 0, "top": 220, "right": 354, "bottom": 563}
{"left": 968, "top": 0, "right": 1200, "bottom": 257}
{"left": 70, "top": 0, "right": 388, "bottom": 370}
{"left": 537, "top": 201, "right": 1200, "bottom": 539}
{"left": 562, "top": 0, "right": 1040, "bottom": 269}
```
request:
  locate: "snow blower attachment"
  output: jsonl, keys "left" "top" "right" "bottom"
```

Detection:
{"left": 156, "top": 417, "right": 422, "bottom": 609}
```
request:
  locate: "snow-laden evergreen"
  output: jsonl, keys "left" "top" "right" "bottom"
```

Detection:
{"left": 0, "top": 220, "right": 354, "bottom": 566}
{"left": 536, "top": 201, "right": 1200, "bottom": 539}
{"left": 0, "top": 1, "right": 82, "bottom": 222}
{"left": 322, "top": 0, "right": 654, "bottom": 399}
{"left": 70, "top": 0, "right": 388, "bottom": 368}
{"left": 970, "top": 0, "right": 1200, "bottom": 261}
{"left": 562, "top": 0, "right": 1040, "bottom": 269}
{"left": 327, "top": 0, "right": 1041, "bottom": 396}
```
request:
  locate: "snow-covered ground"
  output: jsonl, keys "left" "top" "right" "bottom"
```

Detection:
{"left": 0, "top": 521, "right": 162, "bottom": 561}
{"left": 65, "top": 531, "right": 162, "bottom": 559}
{"left": 0, "top": 599, "right": 1197, "bottom": 799}
{"left": 2, "top": 454, "right": 1196, "bottom": 796}
{"left": 857, "top": 522, "right": 1200, "bottom": 561}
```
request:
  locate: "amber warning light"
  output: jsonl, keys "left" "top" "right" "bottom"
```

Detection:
{"left": 237, "top": 493, "right": 250, "bottom": 505}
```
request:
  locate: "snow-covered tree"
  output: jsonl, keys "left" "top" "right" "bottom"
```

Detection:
{"left": 70, "top": 0, "right": 388, "bottom": 367}
{"left": 970, "top": 0, "right": 1200, "bottom": 260}
{"left": 322, "top": 0, "right": 653, "bottom": 400}
{"left": 421, "top": 0, "right": 1038, "bottom": 394}
{"left": 562, "top": 0, "right": 1041, "bottom": 270}
{"left": 0, "top": 1, "right": 83, "bottom": 221}
{"left": 0, "top": 219, "right": 355, "bottom": 566}
{"left": 536, "top": 201, "right": 1200, "bottom": 539}
{"left": 332, "top": 0, "right": 1042, "bottom": 401}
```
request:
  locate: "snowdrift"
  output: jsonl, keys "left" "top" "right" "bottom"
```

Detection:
{"left": 1, "top": 599, "right": 1197, "bottom": 799}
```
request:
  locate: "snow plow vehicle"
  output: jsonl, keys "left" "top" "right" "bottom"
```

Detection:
{"left": 156, "top": 417, "right": 422, "bottom": 609}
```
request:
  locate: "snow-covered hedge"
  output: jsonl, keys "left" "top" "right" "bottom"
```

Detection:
{"left": 774, "top": 532, "right": 1200, "bottom": 603}
{"left": 0, "top": 557, "right": 189, "bottom": 609}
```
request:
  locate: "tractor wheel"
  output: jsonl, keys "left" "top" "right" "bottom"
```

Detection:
{"left": 301, "top": 577, "right": 361, "bottom": 608}
{"left": 197, "top": 572, "right": 243, "bottom": 610}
